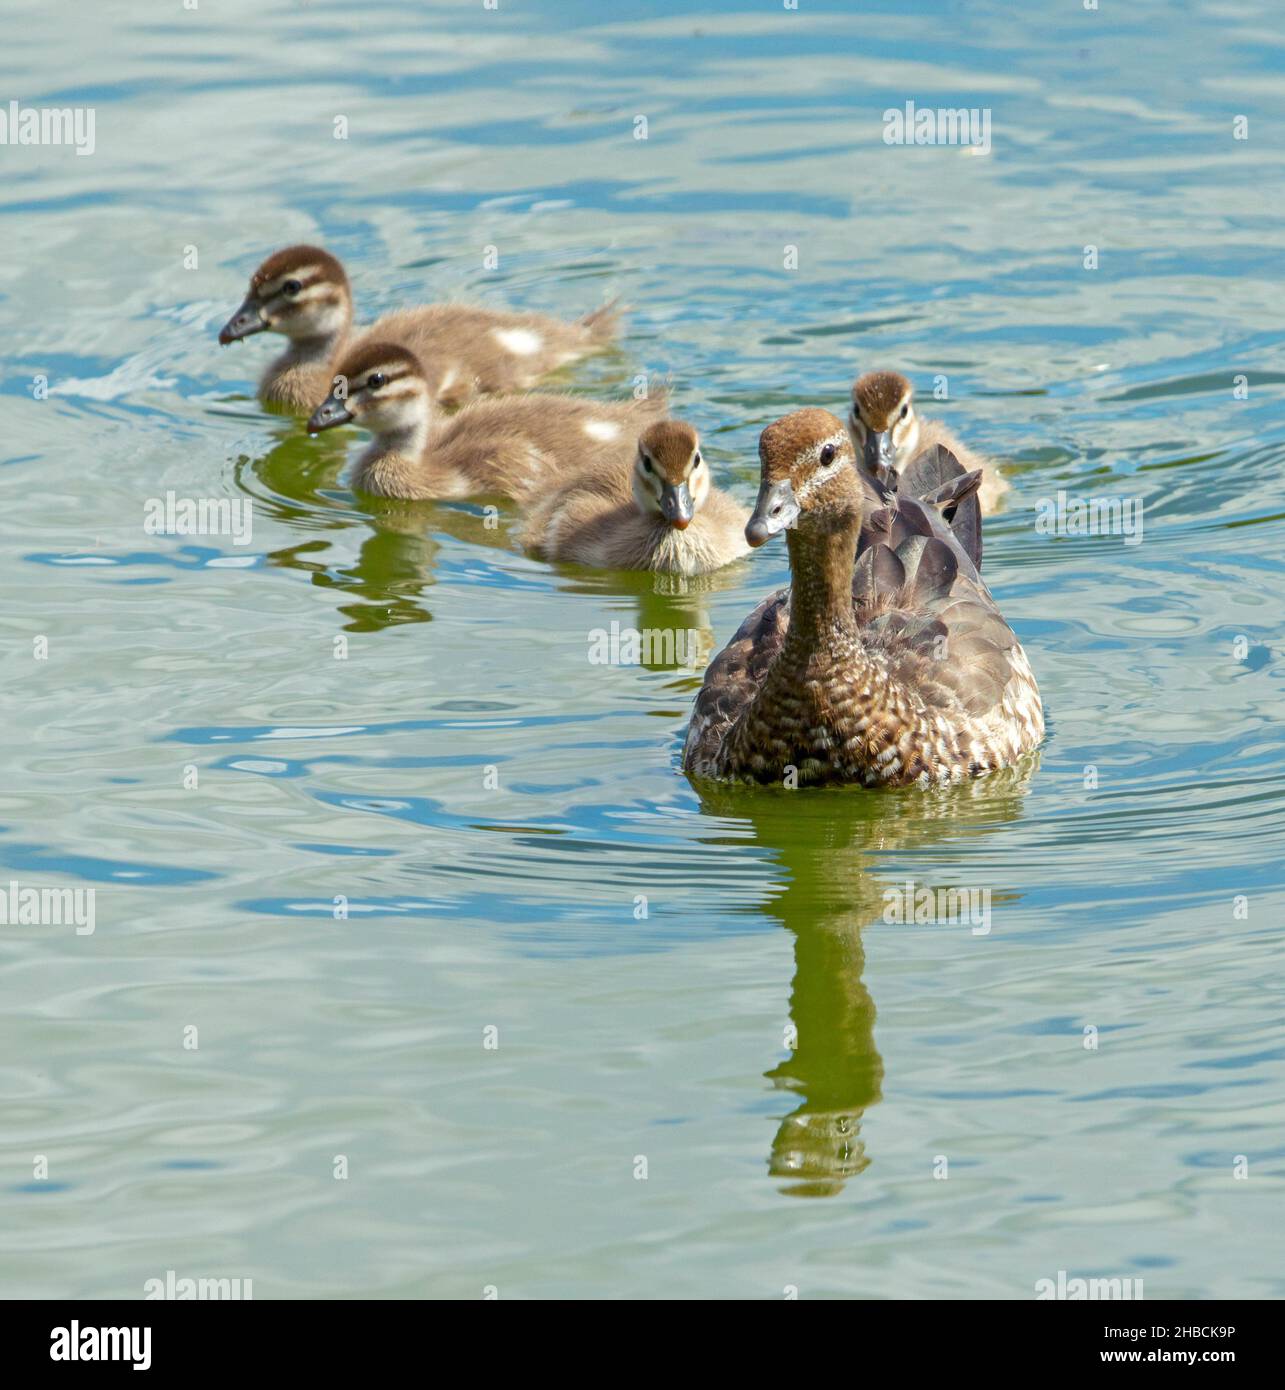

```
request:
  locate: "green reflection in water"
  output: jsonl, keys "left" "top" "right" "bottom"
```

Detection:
{"left": 697, "top": 756, "right": 1039, "bottom": 1196}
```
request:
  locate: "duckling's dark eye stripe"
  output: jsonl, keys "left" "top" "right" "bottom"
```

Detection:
{"left": 360, "top": 367, "right": 409, "bottom": 388}
{"left": 261, "top": 270, "right": 327, "bottom": 297}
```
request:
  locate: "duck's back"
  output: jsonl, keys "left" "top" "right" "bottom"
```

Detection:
{"left": 850, "top": 501, "right": 1042, "bottom": 771}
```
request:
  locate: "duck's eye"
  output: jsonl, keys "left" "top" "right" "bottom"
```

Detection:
{"left": 640, "top": 456, "right": 653, "bottom": 474}
{"left": 820, "top": 443, "right": 836, "bottom": 466}
{"left": 693, "top": 452, "right": 702, "bottom": 468}
{"left": 365, "top": 373, "right": 386, "bottom": 390}
{"left": 899, "top": 403, "right": 909, "bottom": 420}
{"left": 282, "top": 279, "right": 302, "bottom": 297}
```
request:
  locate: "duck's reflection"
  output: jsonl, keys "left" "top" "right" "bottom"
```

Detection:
{"left": 695, "top": 760, "right": 1037, "bottom": 1196}
{"left": 234, "top": 424, "right": 508, "bottom": 631}
{"left": 569, "top": 564, "right": 749, "bottom": 674}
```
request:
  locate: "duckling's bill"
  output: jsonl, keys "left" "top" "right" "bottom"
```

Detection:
{"left": 661, "top": 480, "right": 694, "bottom": 528}
{"left": 307, "top": 395, "right": 353, "bottom": 433}
{"left": 218, "top": 299, "right": 268, "bottom": 344}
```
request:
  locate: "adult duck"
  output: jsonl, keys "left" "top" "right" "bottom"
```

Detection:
{"left": 682, "top": 409, "right": 1042, "bottom": 787}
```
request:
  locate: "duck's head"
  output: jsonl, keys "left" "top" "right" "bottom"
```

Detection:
{"left": 307, "top": 342, "right": 430, "bottom": 437}
{"left": 848, "top": 370, "right": 918, "bottom": 486}
{"left": 633, "top": 419, "right": 708, "bottom": 530}
{"left": 746, "top": 408, "right": 860, "bottom": 548}
{"left": 219, "top": 245, "right": 352, "bottom": 346}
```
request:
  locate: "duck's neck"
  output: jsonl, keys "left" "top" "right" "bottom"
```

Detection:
{"left": 782, "top": 524, "right": 859, "bottom": 653}
{"left": 354, "top": 416, "right": 433, "bottom": 497}
{"left": 280, "top": 292, "right": 355, "bottom": 370}
{"left": 641, "top": 514, "right": 714, "bottom": 576}
{"left": 285, "top": 328, "right": 348, "bottom": 371}
{"left": 724, "top": 513, "right": 894, "bottom": 784}
{"left": 267, "top": 329, "right": 350, "bottom": 403}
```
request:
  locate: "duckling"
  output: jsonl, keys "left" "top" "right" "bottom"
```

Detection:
{"left": 218, "top": 244, "right": 620, "bottom": 413}
{"left": 520, "top": 420, "right": 751, "bottom": 576}
{"left": 848, "top": 370, "right": 1009, "bottom": 512}
{"left": 306, "top": 340, "right": 668, "bottom": 502}
{"left": 683, "top": 408, "right": 1043, "bottom": 787}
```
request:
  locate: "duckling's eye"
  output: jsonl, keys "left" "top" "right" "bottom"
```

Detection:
{"left": 282, "top": 279, "right": 302, "bottom": 297}
{"left": 640, "top": 456, "right": 653, "bottom": 474}
{"left": 820, "top": 443, "right": 836, "bottom": 466}
{"left": 365, "top": 373, "right": 386, "bottom": 390}
{"left": 693, "top": 452, "right": 703, "bottom": 468}
{"left": 899, "top": 403, "right": 909, "bottom": 420}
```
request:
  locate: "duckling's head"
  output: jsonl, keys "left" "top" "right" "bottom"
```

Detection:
{"left": 848, "top": 370, "right": 918, "bottom": 486}
{"left": 746, "top": 408, "right": 860, "bottom": 548}
{"left": 219, "top": 245, "right": 351, "bottom": 346}
{"left": 307, "top": 342, "right": 430, "bottom": 438}
{"left": 632, "top": 420, "right": 708, "bottom": 530}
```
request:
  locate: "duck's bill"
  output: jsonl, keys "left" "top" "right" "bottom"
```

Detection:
{"left": 661, "top": 481, "right": 694, "bottom": 529}
{"left": 745, "top": 477, "right": 800, "bottom": 547}
{"left": 862, "top": 428, "right": 894, "bottom": 483}
{"left": 218, "top": 300, "right": 268, "bottom": 344}
{"left": 307, "top": 398, "right": 353, "bottom": 434}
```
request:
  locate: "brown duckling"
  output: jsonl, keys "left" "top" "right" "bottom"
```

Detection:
{"left": 520, "top": 420, "right": 751, "bottom": 576}
{"left": 306, "top": 341, "right": 667, "bottom": 502}
{"left": 683, "top": 409, "right": 1043, "bottom": 787}
{"left": 218, "top": 244, "right": 620, "bottom": 412}
{"left": 848, "top": 370, "right": 1008, "bottom": 512}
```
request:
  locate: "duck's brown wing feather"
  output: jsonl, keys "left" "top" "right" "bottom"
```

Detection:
{"left": 898, "top": 443, "right": 984, "bottom": 569}
{"left": 682, "top": 586, "right": 789, "bottom": 771}
{"left": 855, "top": 530, "right": 1019, "bottom": 723}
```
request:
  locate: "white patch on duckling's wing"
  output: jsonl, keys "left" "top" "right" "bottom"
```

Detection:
{"left": 493, "top": 328, "right": 543, "bottom": 356}
{"left": 583, "top": 420, "right": 620, "bottom": 442}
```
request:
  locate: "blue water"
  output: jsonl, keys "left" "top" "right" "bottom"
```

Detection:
{"left": 1, "top": 0, "right": 1283, "bottom": 1299}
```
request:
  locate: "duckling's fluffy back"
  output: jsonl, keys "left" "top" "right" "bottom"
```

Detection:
{"left": 422, "top": 390, "right": 669, "bottom": 505}
{"left": 352, "top": 301, "right": 619, "bottom": 407}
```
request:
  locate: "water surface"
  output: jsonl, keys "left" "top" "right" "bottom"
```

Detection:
{"left": 2, "top": 0, "right": 1284, "bottom": 1299}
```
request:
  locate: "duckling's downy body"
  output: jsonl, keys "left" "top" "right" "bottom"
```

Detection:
{"left": 218, "top": 245, "right": 620, "bottom": 412}
{"left": 683, "top": 409, "right": 1042, "bottom": 787}
{"left": 307, "top": 341, "right": 667, "bottom": 502}
{"left": 521, "top": 420, "right": 751, "bottom": 576}
{"left": 848, "top": 370, "right": 1008, "bottom": 513}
